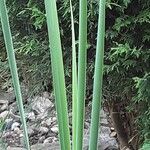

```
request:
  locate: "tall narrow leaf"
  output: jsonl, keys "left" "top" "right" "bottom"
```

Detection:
{"left": 44, "top": 0, "right": 71, "bottom": 150}
{"left": 70, "top": 0, "right": 78, "bottom": 150}
{"left": 76, "top": 0, "right": 87, "bottom": 149}
{"left": 89, "top": 0, "right": 105, "bottom": 149}
{"left": 0, "top": 0, "right": 30, "bottom": 149}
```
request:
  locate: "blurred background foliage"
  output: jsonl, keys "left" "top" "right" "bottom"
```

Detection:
{"left": 0, "top": 0, "right": 150, "bottom": 148}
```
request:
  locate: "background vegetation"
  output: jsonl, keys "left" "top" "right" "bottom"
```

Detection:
{"left": 0, "top": 0, "right": 150, "bottom": 149}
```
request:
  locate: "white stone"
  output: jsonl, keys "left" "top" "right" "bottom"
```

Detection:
{"left": 19, "top": 133, "right": 24, "bottom": 137}
{"left": 51, "top": 126, "right": 58, "bottom": 133}
{"left": 101, "top": 118, "right": 108, "bottom": 124}
{"left": 39, "top": 126, "right": 49, "bottom": 134}
{"left": 0, "top": 100, "right": 8, "bottom": 104}
{"left": 7, "top": 147, "right": 26, "bottom": 150}
{"left": 45, "top": 118, "right": 52, "bottom": 126}
{"left": 27, "top": 128, "right": 34, "bottom": 136}
{"left": 11, "top": 122, "right": 20, "bottom": 131}
{"left": 1, "top": 103, "right": 8, "bottom": 111}
{"left": 31, "top": 96, "right": 53, "bottom": 119}
{"left": 0, "top": 111, "right": 9, "bottom": 119}
{"left": 110, "top": 131, "right": 117, "bottom": 137}
{"left": 14, "top": 127, "right": 20, "bottom": 133}
{"left": 39, "top": 136, "right": 45, "bottom": 143}
{"left": 44, "top": 137, "right": 52, "bottom": 144}
{"left": 27, "top": 112, "right": 35, "bottom": 121}
{"left": 100, "top": 109, "right": 107, "bottom": 118}
{"left": 52, "top": 117, "right": 57, "bottom": 122}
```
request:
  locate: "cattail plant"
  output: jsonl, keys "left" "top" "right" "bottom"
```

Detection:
{"left": 0, "top": 0, "right": 30, "bottom": 149}
{"left": 76, "top": 0, "right": 87, "bottom": 149}
{"left": 69, "top": 0, "right": 78, "bottom": 150}
{"left": 0, "top": 0, "right": 105, "bottom": 149}
{"left": 89, "top": 0, "right": 105, "bottom": 149}
{"left": 44, "top": 0, "right": 71, "bottom": 150}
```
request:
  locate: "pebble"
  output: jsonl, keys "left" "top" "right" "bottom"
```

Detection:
{"left": 45, "top": 118, "right": 52, "bottom": 126}
{"left": 44, "top": 137, "right": 53, "bottom": 144}
{"left": 27, "top": 128, "right": 34, "bottom": 136}
{"left": 43, "top": 92, "right": 50, "bottom": 99}
{"left": 1, "top": 94, "right": 118, "bottom": 149}
{"left": 14, "top": 127, "right": 21, "bottom": 134}
{"left": 7, "top": 147, "right": 26, "bottom": 150}
{"left": 110, "top": 127, "right": 115, "bottom": 131}
{"left": 39, "top": 136, "right": 45, "bottom": 143}
{"left": 5, "top": 119, "right": 14, "bottom": 130}
{"left": 27, "top": 112, "right": 35, "bottom": 121}
{"left": 52, "top": 117, "right": 57, "bottom": 122}
{"left": 1, "top": 103, "right": 8, "bottom": 111}
{"left": 51, "top": 126, "right": 58, "bottom": 133}
{"left": 39, "top": 126, "right": 49, "bottom": 134}
{"left": 19, "top": 133, "right": 24, "bottom": 138}
{"left": 0, "top": 100, "right": 8, "bottom": 104}
{"left": 0, "top": 111, "right": 9, "bottom": 119}
{"left": 110, "top": 132, "right": 117, "bottom": 137}
{"left": 101, "top": 118, "right": 109, "bottom": 124}
{"left": 11, "top": 122, "right": 20, "bottom": 131}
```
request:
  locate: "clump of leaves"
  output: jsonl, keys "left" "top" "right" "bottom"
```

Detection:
{"left": 141, "top": 134, "right": 150, "bottom": 150}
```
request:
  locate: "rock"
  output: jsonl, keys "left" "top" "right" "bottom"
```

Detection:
{"left": 19, "top": 134, "right": 24, "bottom": 138}
{"left": 101, "top": 118, "right": 109, "bottom": 124}
{"left": 45, "top": 118, "right": 52, "bottom": 126}
{"left": 104, "top": 146, "right": 118, "bottom": 150}
{"left": 51, "top": 125, "right": 58, "bottom": 133}
{"left": 44, "top": 137, "right": 57, "bottom": 144}
{"left": 0, "top": 97, "right": 8, "bottom": 105}
{"left": 7, "top": 147, "right": 26, "bottom": 150}
{"left": 31, "top": 96, "right": 53, "bottom": 119}
{"left": 39, "top": 136, "right": 45, "bottom": 143}
{"left": 7, "top": 86, "right": 28, "bottom": 102}
{"left": 110, "top": 132, "right": 117, "bottom": 137}
{"left": 98, "top": 126, "right": 118, "bottom": 149}
{"left": 1, "top": 103, "right": 8, "bottom": 111}
{"left": 0, "top": 111, "right": 9, "bottom": 119}
{"left": 14, "top": 127, "right": 21, "bottom": 134}
{"left": 0, "top": 89, "right": 15, "bottom": 103}
{"left": 41, "top": 118, "right": 52, "bottom": 127}
{"left": 99, "top": 134, "right": 118, "bottom": 149}
{"left": 19, "top": 137, "right": 24, "bottom": 146}
{"left": 110, "top": 127, "right": 115, "bottom": 131}
{"left": 43, "top": 92, "right": 50, "bottom": 99}
{"left": 85, "top": 121, "right": 90, "bottom": 129}
{"left": 31, "top": 143, "right": 60, "bottom": 150}
{"left": 100, "top": 109, "right": 107, "bottom": 118}
{"left": 44, "top": 137, "right": 52, "bottom": 144}
{"left": 5, "top": 119, "right": 14, "bottom": 130}
{"left": 11, "top": 122, "right": 20, "bottom": 131}
{"left": 41, "top": 120, "right": 47, "bottom": 126}
{"left": 39, "top": 126, "right": 49, "bottom": 134}
{"left": 27, "top": 112, "right": 35, "bottom": 121}
{"left": 27, "top": 128, "right": 34, "bottom": 136}
{"left": 100, "top": 126, "right": 111, "bottom": 135}
{"left": 0, "top": 100, "right": 8, "bottom": 111}
{"left": 52, "top": 117, "right": 57, "bottom": 122}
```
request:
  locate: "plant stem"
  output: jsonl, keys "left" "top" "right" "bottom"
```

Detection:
{"left": 76, "top": 0, "right": 87, "bottom": 149}
{"left": 89, "top": 0, "right": 105, "bottom": 150}
{"left": 44, "top": 0, "right": 71, "bottom": 150}
{"left": 0, "top": 0, "right": 30, "bottom": 149}
{"left": 70, "top": 0, "right": 78, "bottom": 150}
